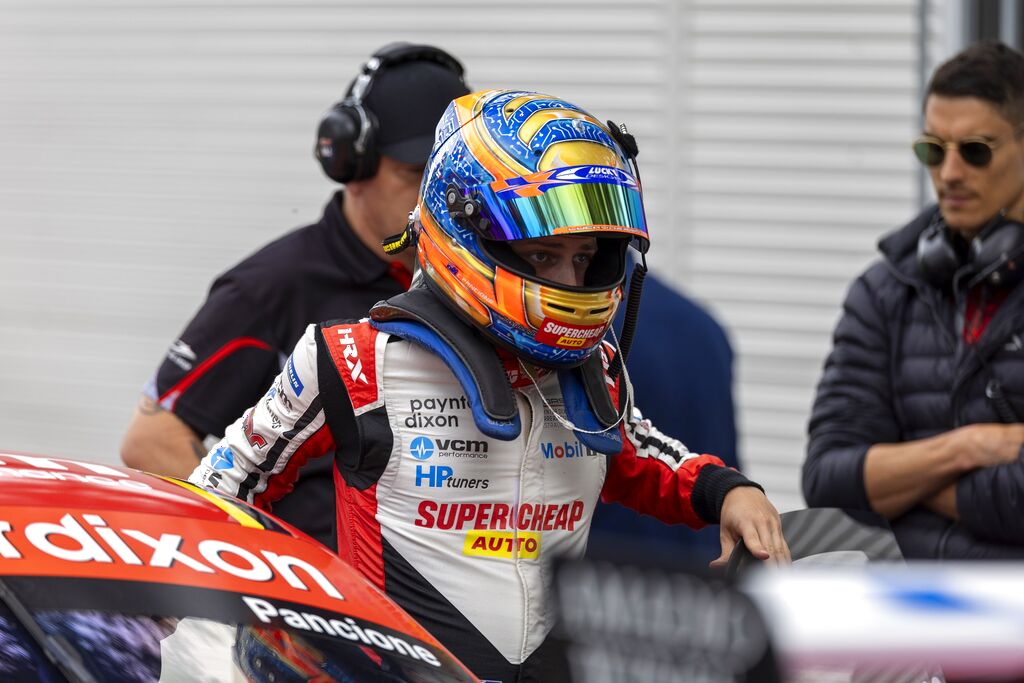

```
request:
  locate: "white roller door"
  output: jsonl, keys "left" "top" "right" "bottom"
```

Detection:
{"left": 684, "top": 0, "right": 948, "bottom": 510}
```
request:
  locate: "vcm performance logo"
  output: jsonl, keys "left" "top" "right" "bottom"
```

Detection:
{"left": 410, "top": 436, "right": 434, "bottom": 461}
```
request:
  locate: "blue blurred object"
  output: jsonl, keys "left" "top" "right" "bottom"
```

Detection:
{"left": 588, "top": 268, "right": 738, "bottom": 567}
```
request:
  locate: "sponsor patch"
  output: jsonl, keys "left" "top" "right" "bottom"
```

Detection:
{"left": 415, "top": 465, "right": 452, "bottom": 488}
{"left": 491, "top": 164, "right": 638, "bottom": 199}
{"left": 541, "top": 440, "right": 597, "bottom": 459}
{"left": 535, "top": 318, "right": 605, "bottom": 349}
{"left": 167, "top": 339, "right": 197, "bottom": 371}
{"left": 406, "top": 396, "right": 466, "bottom": 429}
{"left": 410, "top": 437, "right": 434, "bottom": 461}
{"left": 416, "top": 500, "right": 583, "bottom": 531}
{"left": 322, "top": 323, "right": 380, "bottom": 410}
{"left": 285, "top": 355, "right": 304, "bottom": 396}
{"left": 409, "top": 435, "right": 488, "bottom": 460}
{"left": 242, "top": 410, "right": 267, "bottom": 450}
{"left": 463, "top": 531, "right": 540, "bottom": 559}
{"left": 210, "top": 446, "right": 235, "bottom": 471}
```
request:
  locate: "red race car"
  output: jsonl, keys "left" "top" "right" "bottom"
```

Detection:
{"left": 0, "top": 450, "right": 479, "bottom": 683}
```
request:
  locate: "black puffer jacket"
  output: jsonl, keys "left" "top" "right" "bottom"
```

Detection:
{"left": 803, "top": 204, "right": 1024, "bottom": 559}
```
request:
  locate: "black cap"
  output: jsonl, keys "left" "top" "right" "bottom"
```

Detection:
{"left": 363, "top": 59, "right": 469, "bottom": 164}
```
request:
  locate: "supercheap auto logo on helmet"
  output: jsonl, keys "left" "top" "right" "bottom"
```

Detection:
{"left": 413, "top": 89, "right": 649, "bottom": 368}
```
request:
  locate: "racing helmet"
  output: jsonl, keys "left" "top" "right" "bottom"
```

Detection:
{"left": 413, "top": 89, "right": 649, "bottom": 369}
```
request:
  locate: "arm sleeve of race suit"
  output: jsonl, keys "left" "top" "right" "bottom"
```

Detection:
{"left": 803, "top": 272, "right": 899, "bottom": 510}
{"left": 600, "top": 402, "right": 761, "bottom": 527}
{"left": 146, "top": 276, "right": 281, "bottom": 439}
{"left": 956, "top": 457, "right": 1024, "bottom": 544}
{"left": 616, "top": 271, "right": 740, "bottom": 469}
{"left": 189, "top": 325, "right": 336, "bottom": 510}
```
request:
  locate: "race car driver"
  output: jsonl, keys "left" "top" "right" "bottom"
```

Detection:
{"left": 190, "top": 89, "right": 789, "bottom": 680}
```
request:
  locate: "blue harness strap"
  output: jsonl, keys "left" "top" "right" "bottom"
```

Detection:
{"left": 558, "top": 368, "right": 622, "bottom": 455}
{"left": 371, "top": 319, "right": 522, "bottom": 440}
{"left": 370, "top": 288, "right": 622, "bottom": 453}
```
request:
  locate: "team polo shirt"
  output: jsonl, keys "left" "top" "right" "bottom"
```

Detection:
{"left": 147, "top": 191, "right": 410, "bottom": 547}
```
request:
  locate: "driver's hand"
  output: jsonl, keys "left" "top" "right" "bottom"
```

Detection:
{"left": 710, "top": 486, "right": 790, "bottom": 569}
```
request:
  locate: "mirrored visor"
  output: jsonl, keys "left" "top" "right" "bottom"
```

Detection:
{"left": 476, "top": 165, "right": 649, "bottom": 242}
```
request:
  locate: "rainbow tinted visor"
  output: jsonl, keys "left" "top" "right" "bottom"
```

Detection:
{"left": 474, "top": 165, "right": 649, "bottom": 243}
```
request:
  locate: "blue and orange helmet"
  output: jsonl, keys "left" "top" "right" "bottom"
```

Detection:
{"left": 414, "top": 89, "right": 650, "bottom": 368}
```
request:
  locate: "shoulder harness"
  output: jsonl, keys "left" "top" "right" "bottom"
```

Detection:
{"left": 369, "top": 287, "right": 623, "bottom": 455}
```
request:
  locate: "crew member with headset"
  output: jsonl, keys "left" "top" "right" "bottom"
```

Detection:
{"left": 804, "top": 41, "right": 1024, "bottom": 559}
{"left": 121, "top": 43, "right": 470, "bottom": 549}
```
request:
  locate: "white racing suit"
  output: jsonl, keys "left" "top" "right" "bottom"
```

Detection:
{"left": 191, "top": 305, "right": 754, "bottom": 681}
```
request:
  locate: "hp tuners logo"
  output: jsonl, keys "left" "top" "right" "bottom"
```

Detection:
{"left": 411, "top": 436, "right": 490, "bottom": 489}
{"left": 541, "top": 440, "right": 597, "bottom": 459}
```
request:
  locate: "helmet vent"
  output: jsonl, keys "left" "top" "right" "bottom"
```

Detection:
{"left": 546, "top": 303, "right": 576, "bottom": 314}
{"left": 589, "top": 306, "right": 611, "bottom": 315}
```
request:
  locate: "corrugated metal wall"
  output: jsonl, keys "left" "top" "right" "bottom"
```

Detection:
{"left": 0, "top": 0, "right": 946, "bottom": 512}
{"left": 684, "top": 0, "right": 949, "bottom": 510}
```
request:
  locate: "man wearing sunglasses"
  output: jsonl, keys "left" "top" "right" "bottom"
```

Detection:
{"left": 803, "top": 41, "right": 1024, "bottom": 559}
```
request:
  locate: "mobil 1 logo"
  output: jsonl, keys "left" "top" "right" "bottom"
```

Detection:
{"left": 542, "top": 439, "right": 597, "bottom": 460}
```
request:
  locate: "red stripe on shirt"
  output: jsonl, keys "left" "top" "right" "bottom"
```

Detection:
{"left": 159, "top": 337, "right": 273, "bottom": 405}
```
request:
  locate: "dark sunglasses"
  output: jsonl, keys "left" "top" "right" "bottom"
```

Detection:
{"left": 912, "top": 134, "right": 1003, "bottom": 168}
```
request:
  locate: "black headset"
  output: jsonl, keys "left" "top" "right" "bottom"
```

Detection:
{"left": 917, "top": 210, "right": 1024, "bottom": 290}
{"left": 314, "top": 43, "right": 465, "bottom": 184}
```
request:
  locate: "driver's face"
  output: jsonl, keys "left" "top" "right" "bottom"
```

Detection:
{"left": 507, "top": 235, "right": 598, "bottom": 287}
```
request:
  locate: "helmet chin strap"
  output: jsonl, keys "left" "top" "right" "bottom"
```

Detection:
{"left": 517, "top": 325, "right": 634, "bottom": 435}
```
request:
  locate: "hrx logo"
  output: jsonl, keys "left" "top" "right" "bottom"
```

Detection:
{"left": 337, "top": 328, "right": 368, "bottom": 384}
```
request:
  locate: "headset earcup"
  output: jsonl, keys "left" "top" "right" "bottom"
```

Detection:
{"left": 969, "top": 221, "right": 1024, "bottom": 288}
{"left": 917, "top": 222, "right": 962, "bottom": 289}
{"left": 315, "top": 104, "right": 362, "bottom": 184}
{"left": 316, "top": 42, "right": 463, "bottom": 184}
{"left": 353, "top": 105, "right": 380, "bottom": 181}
